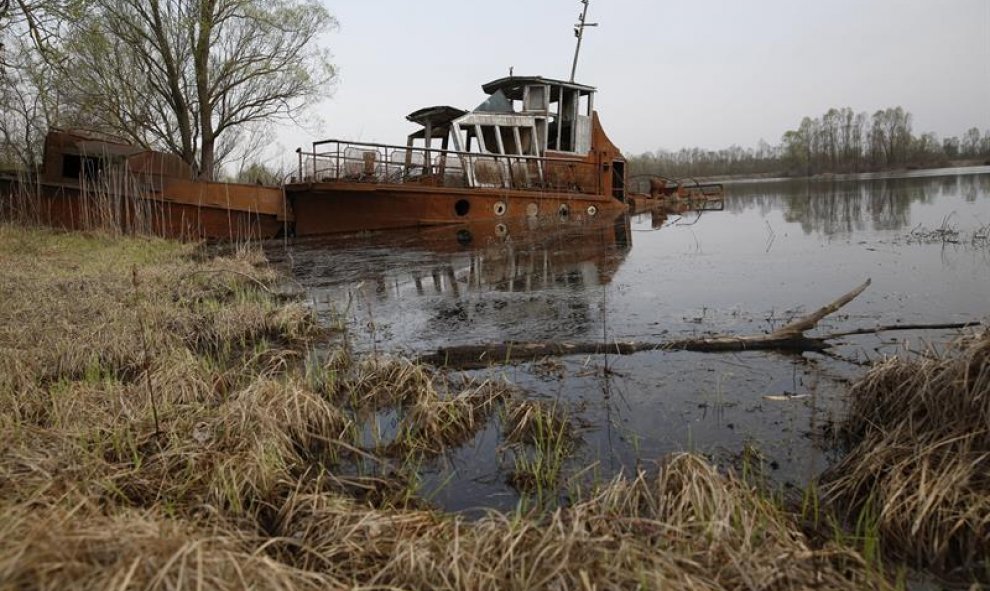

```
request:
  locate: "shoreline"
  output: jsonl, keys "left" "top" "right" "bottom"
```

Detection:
{"left": 0, "top": 221, "right": 985, "bottom": 589}
{"left": 660, "top": 160, "right": 990, "bottom": 186}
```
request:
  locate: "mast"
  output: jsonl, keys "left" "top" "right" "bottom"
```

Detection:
{"left": 569, "top": 0, "right": 598, "bottom": 82}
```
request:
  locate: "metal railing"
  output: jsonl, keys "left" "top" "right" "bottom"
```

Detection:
{"left": 294, "top": 139, "right": 602, "bottom": 195}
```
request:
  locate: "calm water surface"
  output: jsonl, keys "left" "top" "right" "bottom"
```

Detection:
{"left": 267, "top": 167, "right": 990, "bottom": 513}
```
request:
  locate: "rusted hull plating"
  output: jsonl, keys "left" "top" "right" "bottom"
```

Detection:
{"left": 286, "top": 181, "right": 625, "bottom": 236}
{"left": 0, "top": 177, "right": 288, "bottom": 241}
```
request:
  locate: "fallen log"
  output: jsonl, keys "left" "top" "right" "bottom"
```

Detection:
{"left": 417, "top": 279, "right": 981, "bottom": 370}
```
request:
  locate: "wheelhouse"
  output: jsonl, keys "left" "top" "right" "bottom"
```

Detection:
{"left": 295, "top": 75, "right": 625, "bottom": 201}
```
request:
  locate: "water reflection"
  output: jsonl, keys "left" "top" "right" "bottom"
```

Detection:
{"left": 726, "top": 171, "right": 990, "bottom": 237}
{"left": 269, "top": 210, "right": 638, "bottom": 348}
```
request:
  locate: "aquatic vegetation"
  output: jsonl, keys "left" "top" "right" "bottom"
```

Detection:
{"left": 387, "top": 379, "right": 508, "bottom": 455}
{"left": 502, "top": 400, "right": 576, "bottom": 496}
{"left": 905, "top": 217, "right": 990, "bottom": 247}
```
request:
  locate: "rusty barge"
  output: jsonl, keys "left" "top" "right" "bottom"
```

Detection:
{"left": 0, "top": 129, "right": 291, "bottom": 240}
{"left": 2, "top": 81, "right": 721, "bottom": 241}
{"left": 285, "top": 76, "right": 631, "bottom": 236}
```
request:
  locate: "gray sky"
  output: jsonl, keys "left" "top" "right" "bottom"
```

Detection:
{"left": 275, "top": 0, "right": 989, "bottom": 160}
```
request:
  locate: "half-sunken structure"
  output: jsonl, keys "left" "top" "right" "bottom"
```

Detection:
{"left": 286, "top": 76, "right": 630, "bottom": 236}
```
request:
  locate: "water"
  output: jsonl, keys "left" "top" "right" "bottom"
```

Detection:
{"left": 267, "top": 167, "right": 990, "bottom": 513}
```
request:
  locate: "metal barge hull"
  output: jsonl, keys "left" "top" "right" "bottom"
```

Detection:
{"left": 285, "top": 181, "right": 625, "bottom": 236}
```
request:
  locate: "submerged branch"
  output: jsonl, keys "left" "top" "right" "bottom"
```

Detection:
{"left": 769, "top": 279, "right": 871, "bottom": 338}
{"left": 419, "top": 279, "right": 981, "bottom": 370}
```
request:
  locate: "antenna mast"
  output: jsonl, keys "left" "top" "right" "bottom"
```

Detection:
{"left": 569, "top": 0, "right": 597, "bottom": 82}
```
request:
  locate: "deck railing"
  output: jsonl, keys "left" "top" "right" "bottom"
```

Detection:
{"left": 294, "top": 139, "right": 602, "bottom": 195}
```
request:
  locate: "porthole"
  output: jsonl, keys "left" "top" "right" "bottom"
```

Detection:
{"left": 526, "top": 203, "right": 539, "bottom": 217}
{"left": 558, "top": 203, "right": 570, "bottom": 219}
{"left": 587, "top": 205, "right": 598, "bottom": 216}
{"left": 493, "top": 201, "right": 507, "bottom": 216}
{"left": 454, "top": 199, "right": 471, "bottom": 217}
{"left": 495, "top": 223, "right": 508, "bottom": 237}
{"left": 456, "top": 229, "right": 473, "bottom": 245}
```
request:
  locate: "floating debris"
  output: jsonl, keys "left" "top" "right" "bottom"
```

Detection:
{"left": 762, "top": 393, "right": 811, "bottom": 402}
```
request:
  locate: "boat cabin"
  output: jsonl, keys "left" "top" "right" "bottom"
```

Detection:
{"left": 298, "top": 75, "right": 628, "bottom": 203}
{"left": 464, "top": 76, "right": 596, "bottom": 155}
{"left": 41, "top": 129, "right": 194, "bottom": 186}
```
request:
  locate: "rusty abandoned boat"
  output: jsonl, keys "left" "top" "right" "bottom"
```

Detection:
{"left": 1, "top": 1, "right": 726, "bottom": 242}
{"left": 627, "top": 176, "right": 725, "bottom": 213}
{"left": 0, "top": 129, "right": 291, "bottom": 240}
{"left": 285, "top": 75, "right": 631, "bottom": 236}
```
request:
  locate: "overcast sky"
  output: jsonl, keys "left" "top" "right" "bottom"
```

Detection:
{"left": 273, "top": 0, "right": 989, "bottom": 161}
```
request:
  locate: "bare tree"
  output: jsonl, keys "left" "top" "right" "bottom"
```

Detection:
{"left": 962, "top": 127, "right": 982, "bottom": 158}
{"left": 0, "top": 35, "right": 61, "bottom": 169}
{"left": 0, "top": 0, "right": 77, "bottom": 169}
{"left": 1, "top": 0, "right": 75, "bottom": 62}
{"left": 60, "top": 0, "right": 336, "bottom": 179}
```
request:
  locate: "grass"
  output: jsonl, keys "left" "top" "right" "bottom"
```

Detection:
{"left": 0, "top": 222, "right": 907, "bottom": 590}
{"left": 260, "top": 454, "right": 896, "bottom": 591}
{"left": 502, "top": 400, "right": 575, "bottom": 496}
{"left": 0, "top": 457, "right": 898, "bottom": 591}
{"left": 822, "top": 330, "right": 990, "bottom": 584}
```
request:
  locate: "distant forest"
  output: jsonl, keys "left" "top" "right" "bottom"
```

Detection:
{"left": 627, "top": 107, "right": 990, "bottom": 180}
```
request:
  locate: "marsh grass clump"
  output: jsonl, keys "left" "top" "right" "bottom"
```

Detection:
{"left": 823, "top": 331, "right": 990, "bottom": 583}
{"left": 339, "top": 355, "right": 438, "bottom": 410}
{"left": 385, "top": 379, "right": 508, "bottom": 455}
{"left": 502, "top": 400, "right": 576, "bottom": 495}
{"left": 330, "top": 355, "right": 513, "bottom": 456}
{"left": 503, "top": 399, "right": 573, "bottom": 446}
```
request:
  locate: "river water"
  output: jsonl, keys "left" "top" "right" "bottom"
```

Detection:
{"left": 267, "top": 167, "right": 990, "bottom": 513}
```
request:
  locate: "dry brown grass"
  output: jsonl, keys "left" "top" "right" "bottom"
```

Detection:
{"left": 0, "top": 224, "right": 314, "bottom": 395}
{"left": 0, "top": 224, "right": 900, "bottom": 590}
{"left": 0, "top": 503, "right": 337, "bottom": 591}
{"left": 0, "top": 224, "right": 335, "bottom": 518}
{"left": 823, "top": 331, "right": 990, "bottom": 583}
{"left": 275, "top": 455, "right": 896, "bottom": 590}
{"left": 338, "top": 355, "right": 440, "bottom": 410}
{"left": 0, "top": 457, "right": 896, "bottom": 591}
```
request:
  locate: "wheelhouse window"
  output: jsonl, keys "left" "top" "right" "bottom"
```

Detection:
{"left": 546, "top": 85, "right": 593, "bottom": 154}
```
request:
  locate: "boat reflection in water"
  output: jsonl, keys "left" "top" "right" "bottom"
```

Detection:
{"left": 411, "top": 208, "right": 631, "bottom": 294}
{"left": 276, "top": 195, "right": 727, "bottom": 351}
{"left": 273, "top": 207, "right": 635, "bottom": 349}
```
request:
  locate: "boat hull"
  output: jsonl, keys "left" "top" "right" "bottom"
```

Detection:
{"left": 285, "top": 181, "right": 627, "bottom": 236}
{"left": 0, "top": 176, "right": 289, "bottom": 241}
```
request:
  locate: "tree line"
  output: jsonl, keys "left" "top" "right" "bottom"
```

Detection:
{"left": 1, "top": 0, "right": 336, "bottom": 181}
{"left": 628, "top": 107, "right": 990, "bottom": 180}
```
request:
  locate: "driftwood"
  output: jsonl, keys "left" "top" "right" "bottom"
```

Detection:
{"left": 418, "top": 279, "right": 981, "bottom": 370}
